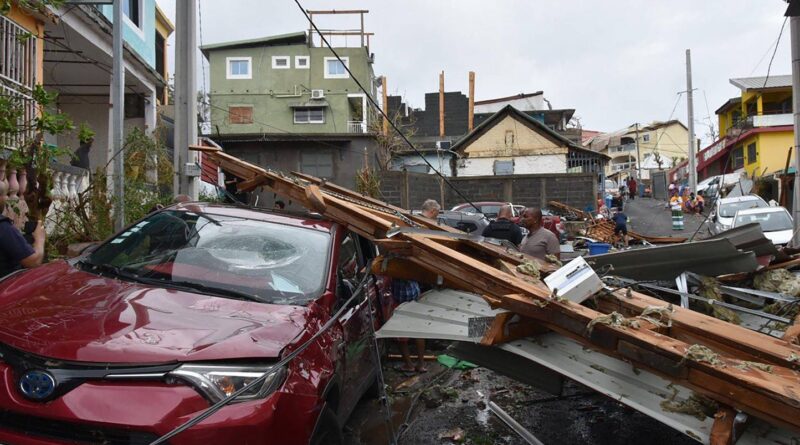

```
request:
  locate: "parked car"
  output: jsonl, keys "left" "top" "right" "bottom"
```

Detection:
{"left": 0, "top": 204, "right": 393, "bottom": 445}
{"left": 710, "top": 195, "right": 769, "bottom": 234}
{"left": 732, "top": 206, "right": 794, "bottom": 246}
{"left": 450, "top": 202, "right": 565, "bottom": 242}
{"left": 436, "top": 209, "right": 490, "bottom": 233}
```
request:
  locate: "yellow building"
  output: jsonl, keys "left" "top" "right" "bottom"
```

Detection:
{"left": 711, "top": 76, "right": 793, "bottom": 178}
{"left": 585, "top": 120, "right": 689, "bottom": 180}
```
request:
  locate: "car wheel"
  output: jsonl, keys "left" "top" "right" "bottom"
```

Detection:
{"left": 310, "top": 407, "right": 343, "bottom": 445}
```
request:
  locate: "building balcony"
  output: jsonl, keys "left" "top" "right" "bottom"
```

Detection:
{"left": 611, "top": 161, "right": 635, "bottom": 172}
{"left": 608, "top": 143, "right": 636, "bottom": 154}
{"left": 750, "top": 113, "right": 792, "bottom": 128}
{"left": 347, "top": 120, "right": 367, "bottom": 134}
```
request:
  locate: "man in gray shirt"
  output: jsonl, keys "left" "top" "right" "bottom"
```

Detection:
{"left": 519, "top": 207, "right": 560, "bottom": 260}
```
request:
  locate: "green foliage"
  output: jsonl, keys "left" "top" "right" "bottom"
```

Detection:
{"left": 0, "top": 0, "right": 65, "bottom": 16}
{"left": 77, "top": 122, "right": 95, "bottom": 144}
{"left": 46, "top": 128, "right": 175, "bottom": 258}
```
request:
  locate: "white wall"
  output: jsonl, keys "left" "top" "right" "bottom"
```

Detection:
{"left": 474, "top": 95, "right": 546, "bottom": 114}
{"left": 457, "top": 154, "right": 566, "bottom": 177}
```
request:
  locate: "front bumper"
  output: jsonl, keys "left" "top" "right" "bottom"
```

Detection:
{"left": 0, "top": 364, "right": 320, "bottom": 445}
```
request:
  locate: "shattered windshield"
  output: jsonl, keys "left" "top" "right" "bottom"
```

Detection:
{"left": 734, "top": 211, "right": 793, "bottom": 232}
{"left": 86, "top": 210, "right": 331, "bottom": 305}
{"left": 719, "top": 199, "right": 767, "bottom": 218}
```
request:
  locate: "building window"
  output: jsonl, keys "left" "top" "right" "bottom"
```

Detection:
{"left": 504, "top": 130, "right": 515, "bottom": 148}
{"left": 493, "top": 160, "right": 514, "bottom": 175}
{"left": 747, "top": 142, "right": 757, "bottom": 164}
{"left": 301, "top": 152, "right": 334, "bottom": 178}
{"left": 0, "top": 15, "right": 37, "bottom": 150}
{"left": 229, "top": 106, "right": 253, "bottom": 124}
{"left": 642, "top": 133, "right": 650, "bottom": 143}
{"left": 732, "top": 146, "right": 744, "bottom": 169}
{"left": 294, "top": 107, "right": 325, "bottom": 124}
{"left": 324, "top": 57, "right": 349, "bottom": 79}
{"left": 123, "top": 0, "right": 141, "bottom": 27}
{"left": 272, "top": 56, "right": 290, "bottom": 69}
{"left": 295, "top": 56, "right": 310, "bottom": 69}
{"left": 226, "top": 57, "right": 252, "bottom": 79}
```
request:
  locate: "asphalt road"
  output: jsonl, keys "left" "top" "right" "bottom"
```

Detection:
{"left": 623, "top": 196, "right": 709, "bottom": 240}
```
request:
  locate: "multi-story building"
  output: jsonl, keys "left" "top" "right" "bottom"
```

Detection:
{"left": 585, "top": 120, "right": 689, "bottom": 180}
{"left": 201, "top": 29, "right": 379, "bottom": 192}
{"left": 700, "top": 75, "right": 793, "bottom": 179}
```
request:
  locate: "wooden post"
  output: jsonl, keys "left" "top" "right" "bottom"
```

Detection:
{"left": 468, "top": 71, "right": 475, "bottom": 131}
{"left": 382, "top": 76, "right": 389, "bottom": 136}
{"left": 439, "top": 71, "right": 445, "bottom": 138}
{"left": 401, "top": 169, "right": 410, "bottom": 209}
{"left": 360, "top": 12, "right": 365, "bottom": 48}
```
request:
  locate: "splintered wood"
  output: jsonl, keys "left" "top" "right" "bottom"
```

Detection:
{"left": 194, "top": 146, "right": 800, "bottom": 434}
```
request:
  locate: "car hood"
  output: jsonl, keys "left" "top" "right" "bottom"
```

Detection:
{"left": 764, "top": 229, "right": 794, "bottom": 246}
{"left": 0, "top": 262, "right": 313, "bottom": 364}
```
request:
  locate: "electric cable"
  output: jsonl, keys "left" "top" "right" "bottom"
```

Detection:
{"left": 292, "top": 0, "right": 479, "bottom": 212}
{"left": 763, "top": 17, "right": 789, "bottom": 89}
{"left": 148, "top": 270, "right": 373, "bottom": 445}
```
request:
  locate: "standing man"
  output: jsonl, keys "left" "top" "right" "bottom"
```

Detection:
{"left": 0, "top": 197, "right": 45, "bottom": 278}
{"left": 482, "top": 204, "right": 523, "bottom": 246}
{"left": 629, "top": 177, "right": 637, "bottom": 201}
{"left": 393, "top": 199, "right": 440, "bottom": 373}
{"left": 519, "top": 207, "right": 560, "bottom": 260}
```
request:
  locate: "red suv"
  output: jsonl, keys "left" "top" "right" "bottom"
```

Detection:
{"left": 451, "top": 202, "right": 565, "bottom": 242}
{"left": 0, "top": 204, "right": 392, "bottom": 445}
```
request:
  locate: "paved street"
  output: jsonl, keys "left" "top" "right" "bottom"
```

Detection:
{"left": 623, "top": 197, "right": 710, "bottom": 241}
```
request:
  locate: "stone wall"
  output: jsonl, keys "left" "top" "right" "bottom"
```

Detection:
{"left": 380, "top": 171, "right": 597, "bottom": 210}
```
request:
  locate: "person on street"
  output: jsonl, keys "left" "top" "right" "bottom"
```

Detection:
{"left": 612, "top": 205, "right": 629, "bottom": 247}
{"left": 0, "top": 197, "right": 45, "bottom": 278}
{"left": 482, "top": 204, "right": 523, "bottom": 246}
{"left": 393, "top": 199, "right": 441, "bottom": 373}
{"left": 670, "top": 190, "right": 684, "bottom": 230}
{"left": 519, "top": 207, "right": 560, "bottom": 260}
{"left": 628, "top": 177, "right": 637, "bottom": 201}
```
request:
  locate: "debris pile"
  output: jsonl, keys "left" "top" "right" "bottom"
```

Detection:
{"left": 197, "top": 146, "right": 800, "bottom": 440}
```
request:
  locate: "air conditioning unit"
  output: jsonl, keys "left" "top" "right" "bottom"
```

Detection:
{"left": 311, "top": 89, "right": 325, "bottom": 99}
{"left": 436, "top": 140, "right": 452, "bottom": 150}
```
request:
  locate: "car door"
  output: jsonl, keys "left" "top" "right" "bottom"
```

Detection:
{"left": 334, "top": 231, "right": 375, "bottom": 413}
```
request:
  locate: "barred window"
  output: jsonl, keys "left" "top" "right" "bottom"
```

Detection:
{"left": 0, "top": 15, "right": 37, "bottom": 150}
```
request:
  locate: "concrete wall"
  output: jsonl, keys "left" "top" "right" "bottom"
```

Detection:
{"left": 380, "top": 171, "right": 596, "bottom": 211}
{"left": 208, "top": 45, "right": 375, "bottom": 136}
{"left": 458, "top": 155, "right": 565, "bottom": 176}
{"left": 100, "top": 0, "right": 157, "bottom": 68}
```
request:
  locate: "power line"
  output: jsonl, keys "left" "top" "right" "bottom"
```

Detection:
{"left": 763, "top": 17, "right": 789, "bottom": 88}
{"left": 293, "top": 0, "right": 478, "bottom": 211}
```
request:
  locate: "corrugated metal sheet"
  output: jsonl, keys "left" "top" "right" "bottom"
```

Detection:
{"left": 376, "top": 289, "right": 794, "bottom": 444}
{"left": 730, "top": 75, "right": 792, "bottom": 91}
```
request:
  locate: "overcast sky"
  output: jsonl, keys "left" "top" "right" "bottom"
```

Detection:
{"left": 156, "top": 0, "right": 792, "bottom": 145}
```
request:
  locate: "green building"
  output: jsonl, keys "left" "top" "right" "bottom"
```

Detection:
{"left": 201, "top": 31, "right": 380, "bottom": 194}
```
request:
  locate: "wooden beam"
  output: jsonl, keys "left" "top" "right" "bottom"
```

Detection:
{"left": 439, "top": 71, "right": 445, "bottom": 138}
{"left": 468, "top": 71, "right": 475, "bottom": 131}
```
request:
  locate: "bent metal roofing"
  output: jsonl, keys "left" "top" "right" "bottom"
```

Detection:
{"left": 200, "top": 32, "right": 307, "bottom": 58}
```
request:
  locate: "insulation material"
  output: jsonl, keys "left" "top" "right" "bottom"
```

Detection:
{"left": 754, "top": 269, "right": 800, "bottom": 297}
{"left": 697, "top": 277, "right": 741, "bottom": 325}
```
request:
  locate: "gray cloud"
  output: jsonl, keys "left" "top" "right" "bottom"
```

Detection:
{"left": 157, "top": 0, "right": 792, "bottom": 145}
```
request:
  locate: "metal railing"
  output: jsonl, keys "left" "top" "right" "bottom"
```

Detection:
{"left": 611, "top": 162, "right": 635, "bottom": 172}
{"left": 0, "top": 14, "right": 37, "bottom": 151}
{"left": 608, "top": 143, "right": 636, "bottom": 154}
{"left": 347, "top": 120, "right": 367, "bottom": 133}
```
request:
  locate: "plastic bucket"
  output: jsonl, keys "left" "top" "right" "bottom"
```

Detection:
{"left": 588, "top": 242, "right": 611, "bottom": 255}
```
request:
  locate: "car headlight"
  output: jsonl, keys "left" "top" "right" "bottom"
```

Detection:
{"left": 169, "top": 364, "right": 286, "bottom": 403}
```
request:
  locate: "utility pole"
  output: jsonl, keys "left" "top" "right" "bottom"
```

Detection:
{"left": 686, "top": 49, "right": 697, "bottom": 194}
{"left": 439, "top": 71, "right": 445, "bottom": 138}
{"left": 790, "top": 11, "right": 800, "bottom": 245}
{"left": 111, "top": 0, "right": 125, "bottom": 231}
{"left": 468, "top": 71, "right": 475, "bottom": 131}
{"left": 174, "top": 0, "right": 199, "bottom": 199}
{"left": 634, "top": 123, "right": 641, "bottom": 179}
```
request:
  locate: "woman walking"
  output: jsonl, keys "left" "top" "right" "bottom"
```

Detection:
{"left": 670, "top": 190, "right": 684, "bottom": 231}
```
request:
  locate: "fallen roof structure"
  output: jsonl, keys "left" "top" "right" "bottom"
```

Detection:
{"left": 193, "top": 145, "right": 800, "bottom": 440}
{"left": 585, "top": 239, "right": 760, "bottom": 281}
{"left": 378, "top": 289, "right": 795, "bottom": 444}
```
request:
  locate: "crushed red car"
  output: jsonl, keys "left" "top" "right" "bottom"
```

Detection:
{"left": 451, "top": 201, "right": 565, "bottom": 242}
{"left": 0, "top": 203, "right": 392, "bottom": 445}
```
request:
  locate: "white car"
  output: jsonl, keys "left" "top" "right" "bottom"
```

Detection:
{"left": 710, "top": 195, "right": 768, "bottom": 234}
{"left": 732, "top": 206, "right": 794, "bottom": 246}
